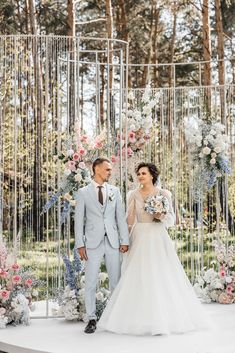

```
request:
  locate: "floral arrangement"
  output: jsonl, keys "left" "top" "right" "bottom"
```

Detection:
{"left": 42, "top": 126, "right": 109, "bottom": 220}
{"left": 184, "top": 116, "right": 231, "bottom": 198}
{"left": 118, "top": 86, "right": 161, "bottom": 156}
{"left": 52, "top": 249, "right": 110, "bottom": 321}
{"left": 144, "top": 194, "right": 170, "bottom": 222}
{"left": 0, "top": 241, "right": 40, "bottom": 328}
{"left": 194, "top": 239, "right": 235, "bottom": 304}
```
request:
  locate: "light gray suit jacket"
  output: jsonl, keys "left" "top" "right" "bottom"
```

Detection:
{"left": 75, "top": 183, "right": 129, "bottom": 249}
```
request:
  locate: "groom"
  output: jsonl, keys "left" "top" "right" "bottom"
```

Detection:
{"left": 75, "top": 157, "right": 129, "bottom": 334}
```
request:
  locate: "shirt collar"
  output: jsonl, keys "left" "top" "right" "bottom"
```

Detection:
{"left": 92, "top": 180, "right": 106, "bottom": 188}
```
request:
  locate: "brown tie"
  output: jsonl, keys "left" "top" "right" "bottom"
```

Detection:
{"left": 98, "top": 186, "right": 103, "bottom": 205}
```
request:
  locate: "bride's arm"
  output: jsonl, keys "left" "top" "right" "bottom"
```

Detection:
{"left": 126, "top": 191, "right": 136, "bottom": 234}
{"left": 160, "top": 190, "right": 175, "bottom": 228}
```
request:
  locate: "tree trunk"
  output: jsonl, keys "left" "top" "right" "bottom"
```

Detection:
{"left": 215, "top": 0, "right": 225, "bottom": 123}
{"left": 105, "top": 0, "right": 114, "bottom": 129}
{"left": 117, "top": 0, "right": 128, "bottom": 42}
{"left": 202, "top": 0, "right": 212, "bottom": 112}
{"left": 168, "top": 5, "right": 177, "bottom": 87}
{"left": 152, "top": 5, "right": 159, "bottom": 87}
{"left": 67, "top": 1, "right": 76, "bottom": 130}
{"left": 142, "top": 1, "right": 154, "bottom": 87}
{"left": 67, "top": 0, "right": 75, "bottom": 37}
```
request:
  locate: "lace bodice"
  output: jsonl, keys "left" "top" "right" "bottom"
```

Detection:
{"left": 126, "top": 188, "right": 175, "bottom": 232}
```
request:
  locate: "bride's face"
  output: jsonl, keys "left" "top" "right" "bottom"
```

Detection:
{"left": 136, "top": 167, "right": 153, "bottom": 186}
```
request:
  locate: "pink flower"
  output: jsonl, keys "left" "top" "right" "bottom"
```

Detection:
{"left": 128, "top": 131, "right": 136, "bottom": 143}
{"left": 12, "top": 275, "right": 22, "bottom": 284}
{"left": 0, "top": 290, "right": 10, "bottom": 300}
{"left": 111, "top": 155, "right": 119, "bottom": 163}
{"left": 72, "top": 153, "right": 80, "bottom": 162}
{"left": 25, "top": 278, "right": 33, "bottom": 286}
{"left": 94, "top": 141, "right": 103, "bottom": 149}
{"left": 226, "top": 285, "right": 234, "bottom": 294}
{"left": 80, "top": 135, "right": 88, "bottom": 143}
{"left": 0, "top": 269, "right": 8, "bottom": 279}
{"left": 127, "top": 147, "right": 134, "bottom": 157}
{"left": 66, "top": 161, "right": 76, "bottom": 171}
{"left": 220, "top": 266, "right": 226, "bottom": 277}
{"left": 79, "top": 147, "right": 87, "bottom": 156}
{"left": 11, "top": 263, "right": 20, "bottom": 271}
{"left": 218, "top": 292, "right": 234, "bottom": 304}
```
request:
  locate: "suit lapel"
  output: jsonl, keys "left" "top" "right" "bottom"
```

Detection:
{"left": 88, "top": 183, "right": 103, "bottom": 212}
{"left": 103, "top": 183, "right": 109, "bottom": 213}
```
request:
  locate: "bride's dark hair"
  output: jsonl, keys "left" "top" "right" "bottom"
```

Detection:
{"left": 135, "top": 162, "right": 160, "bottom": 185}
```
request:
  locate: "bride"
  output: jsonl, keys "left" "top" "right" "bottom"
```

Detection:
{"left": 98, "top": 162, "right": 210, "bottom": 335}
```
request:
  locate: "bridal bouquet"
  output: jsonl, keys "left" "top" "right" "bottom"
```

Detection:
{"left": 144, "top": 194, "right": 170, "bottom": 221}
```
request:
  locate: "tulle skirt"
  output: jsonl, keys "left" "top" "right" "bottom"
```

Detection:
{"left": 98, "top": 222, "right": 211, "bottom": 335}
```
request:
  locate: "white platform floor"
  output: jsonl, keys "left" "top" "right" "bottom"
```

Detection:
{"left": 0, "top": 303, "right": 235, "bottom": 353}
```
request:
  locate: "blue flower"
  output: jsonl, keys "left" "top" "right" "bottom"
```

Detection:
{"left": 218, "top": 157, "right": 231, "bottom": 175}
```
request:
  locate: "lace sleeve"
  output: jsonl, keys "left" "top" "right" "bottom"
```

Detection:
{"left": 126, "top": 190, "right": 136, "bottom": 234}
{"left": 161, "top": 189, "right": 175, "bottom": 228}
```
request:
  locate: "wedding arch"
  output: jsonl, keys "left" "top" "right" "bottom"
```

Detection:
{"left": 0, "top": 35, "right": 234, "bottom": 318}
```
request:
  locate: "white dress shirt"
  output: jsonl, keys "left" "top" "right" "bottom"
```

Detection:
{"left": 92, "top": 180, "right": 107, "bottom": 204}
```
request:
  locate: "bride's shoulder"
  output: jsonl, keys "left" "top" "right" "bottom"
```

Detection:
{"left": 160, "top": 188, "right": 172, "bottom": 198}
{"left": 127, "top": 189, "right": 139, "bottom": 199}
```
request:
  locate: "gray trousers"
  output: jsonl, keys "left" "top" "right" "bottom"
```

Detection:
{"left": 85, "top": 236, "right": 121, "bottom": 320}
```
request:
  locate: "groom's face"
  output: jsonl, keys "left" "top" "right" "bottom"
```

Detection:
{"left": 96, "top": 161, "right": 112, "bottom": 182}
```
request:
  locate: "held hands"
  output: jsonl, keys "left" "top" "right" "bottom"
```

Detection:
{"left": 154, "top": 212, "right": 166, "bottom": 221}
{"left": 119, "top": 245, "right": 129, "bottom": 253}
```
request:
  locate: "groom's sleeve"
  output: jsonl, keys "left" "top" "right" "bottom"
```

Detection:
{"left": 115, "top": 188, "right": 129, "bottom": 246}
{"left": 75, "top": 189, "right": 86, "bottom": 248}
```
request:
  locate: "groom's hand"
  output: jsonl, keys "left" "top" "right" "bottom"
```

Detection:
{"left": 119, "top": 245, "right": 129, "bottom": 253}
{"left": 78, "top": 247, "right": 88, "bottom": 261}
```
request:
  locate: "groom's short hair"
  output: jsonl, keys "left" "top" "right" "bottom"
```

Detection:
{"left": 92, "top": 157, "right": 111, "bottom": 174}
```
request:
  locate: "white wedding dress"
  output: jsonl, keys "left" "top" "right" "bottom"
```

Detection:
{"left": 98, "top": 188, "right": 210, "bottom": 335}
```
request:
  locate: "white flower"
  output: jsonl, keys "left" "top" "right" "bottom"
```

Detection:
{"left": 142, "top": 105, "right": 152, "bottom": 115}
{"left": 202, "top": 146, "right": 211, "bottom": 155}
{"left": 130, "top": 124, "right": 136, "bottom": 130}
{"left": 196, "top": 138, "right": 202, "bottom": 147}
{"left": 78, "top": 162, "right": 86, "bottom": 169}
{"left": 225, "top": 276, "right": 232, "bottom": 284}
{"left": 74, "top": 173, "right": 82, "bottom": 182}
{"left": 67, "top": 149, "right": 74, "bottom": 156}
{"left": 210, "top": 290, "right": 219, "bottom": 302}
{"left": 99, "top": 272, "right": 108, "bottom": 282}
{"left": 203, "top": 139, "right": 208, "bottom": 146}
{"left": 210, "top": 158, "right": 216, "bottom": 165}
{"left": 211, "top": 152, "right": 217, "bottom": 158}
{"left": 64, "top": 169, "right": 71, "bottom": 176}
{"left": 96, "top": 292, "right": 104, "bottom": 301}
{"left": 210, "top": 129, "right": 216, "bottom": 135}
{"left": 32, "top": 289, "right": 38, "bottom": 297}
{"left": 214, "top": 146, "right": 221, "bottom": 153}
